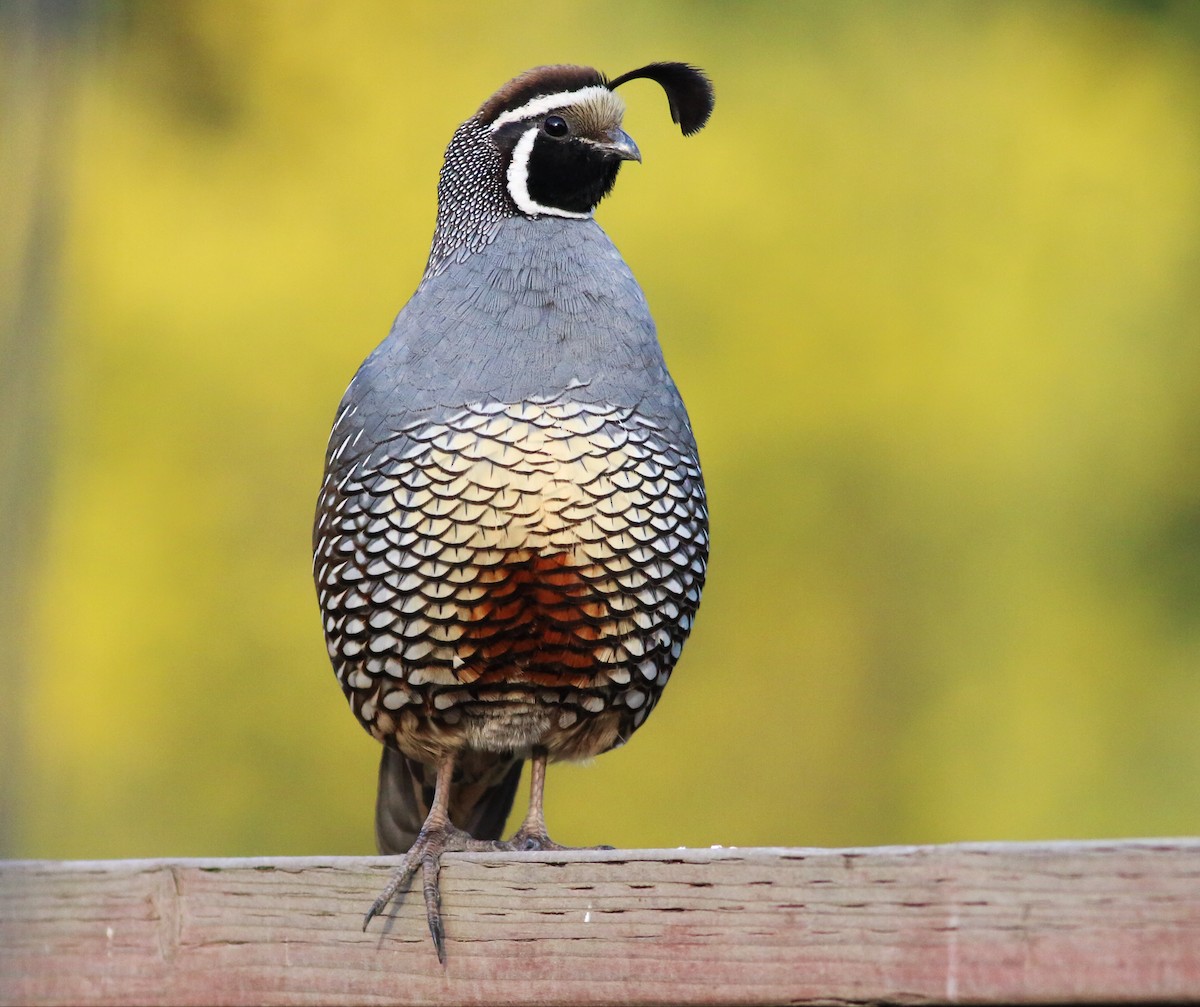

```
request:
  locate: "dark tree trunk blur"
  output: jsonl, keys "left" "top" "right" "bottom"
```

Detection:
{"left": 0, "top": 0, "right": 96, "bottom": 856}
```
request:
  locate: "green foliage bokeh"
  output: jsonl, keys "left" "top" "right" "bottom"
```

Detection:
{"left": 6, "top": 0, "right": 1200, "bottom": 858}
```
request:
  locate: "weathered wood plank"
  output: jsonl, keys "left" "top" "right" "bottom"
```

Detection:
{"left": 2, "top": 840, "right": 1198, "bottom": 1006}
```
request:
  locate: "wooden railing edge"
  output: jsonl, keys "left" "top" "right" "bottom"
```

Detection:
{"left": 3, "top": 838, "right": 1199, "bottom": 1006}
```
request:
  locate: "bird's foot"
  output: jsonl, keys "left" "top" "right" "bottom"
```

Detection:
{"left": 364, "top": 822, "right": 512, "bottom": 963}
{"left": 507, "top": 825, "right": 615, "bottom": 853}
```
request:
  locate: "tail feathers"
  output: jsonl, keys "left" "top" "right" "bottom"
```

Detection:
{"left": 374, "top": 746, "right": 524, "bottom": 855}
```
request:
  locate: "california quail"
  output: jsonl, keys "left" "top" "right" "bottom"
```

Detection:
{"left": 313, "top": 62, "right": 714, "bottom": 961}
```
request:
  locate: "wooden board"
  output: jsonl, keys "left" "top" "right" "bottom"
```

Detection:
{"left": 2, "top": 840, "right": 1199, "bottom": 1005}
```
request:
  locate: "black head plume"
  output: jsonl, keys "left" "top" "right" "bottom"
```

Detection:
{"left": 607, "top": 62, "right": 715, "bottom": 136}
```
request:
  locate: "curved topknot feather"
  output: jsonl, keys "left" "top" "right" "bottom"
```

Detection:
{"left": 607, "top": 62, "right": 715, "bottom": 136}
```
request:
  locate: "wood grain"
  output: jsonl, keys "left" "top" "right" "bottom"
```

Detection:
{"left": 2, "top": 840, "right": 1199, "bottom": 1005}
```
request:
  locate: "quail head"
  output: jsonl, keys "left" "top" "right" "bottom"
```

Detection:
{"left": 313, "top": 61, "right": 714, "bottom": 962}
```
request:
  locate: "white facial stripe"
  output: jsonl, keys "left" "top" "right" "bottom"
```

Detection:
{"left": 505, "top": 127, "right": 591, "bottom": 219}
{"left": 489, "top": 85, "right": 613, "bottom": 132}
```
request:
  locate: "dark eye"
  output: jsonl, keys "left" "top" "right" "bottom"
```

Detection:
{"left": 543, "top": 115, "right": 570, "bottom": 138}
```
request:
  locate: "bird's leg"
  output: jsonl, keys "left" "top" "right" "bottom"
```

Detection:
{"left": 508, "top": 747, "right": 558, "bottom": 850}
{"left": 364, "top": 753, "right": 512, "bottom": 963}
{"left": 508, "top": 746, "right": 613, "bottom": 852}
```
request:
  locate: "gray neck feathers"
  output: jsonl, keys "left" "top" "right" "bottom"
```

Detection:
{"left": 424, "top": 119, "right": 518, "bottom": 279}
{"left": 367, "top": 215, "right": 683, "bottom": 425}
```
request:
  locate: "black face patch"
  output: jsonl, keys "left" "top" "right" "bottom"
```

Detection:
{"left": 524, "top": 132, "right": 623, "bottom": 214}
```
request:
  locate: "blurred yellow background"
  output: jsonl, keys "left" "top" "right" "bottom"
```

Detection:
{"left": 3, "top": 0, "right": 1200, "bottom": 860}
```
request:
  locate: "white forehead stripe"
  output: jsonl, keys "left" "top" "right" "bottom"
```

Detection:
{"left": 489, "top": 85, "right": 616, "bottom": 131}
{"left": 505, "top": 127, "right": 591, "bottom": 220}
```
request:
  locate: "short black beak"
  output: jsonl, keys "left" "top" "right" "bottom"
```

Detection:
{"left": 601, "top": 127, "right": 642, "bottom": 163}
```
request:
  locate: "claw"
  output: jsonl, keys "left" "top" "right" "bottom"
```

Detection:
{"left": 508, "top": 827, "right": 614, "bottom": 853}
{"left": 509, "top": 828, "right": 566, "bottom": 852}
{"left": 363, "top": 855, "right": 419, "bottom": 931}
{"left": 421, "top": 853, "right": 446, "bottom": 964}
{"left": 364, "top": 778, "right": 511, "bottom": 963}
